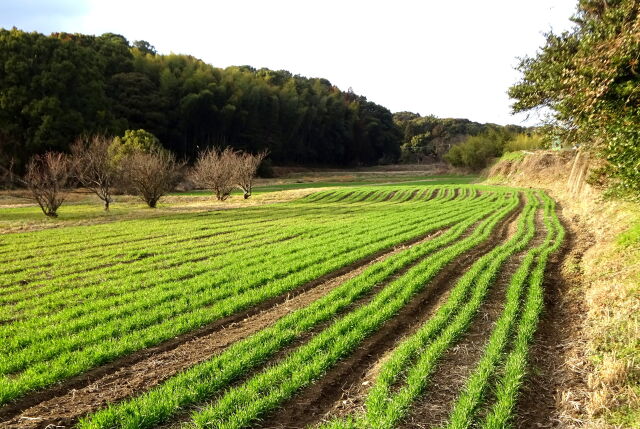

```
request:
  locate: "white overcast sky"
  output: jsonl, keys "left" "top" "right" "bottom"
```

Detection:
{"left": 1, "top": 0, "right": 577, "bottom": 125}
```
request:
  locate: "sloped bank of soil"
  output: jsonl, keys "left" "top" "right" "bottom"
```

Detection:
{"left": 487, "top": 150, "right": 640, "bottom": 428}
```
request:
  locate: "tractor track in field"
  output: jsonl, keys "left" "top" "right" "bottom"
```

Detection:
{"left": 253, "top": 196, "right": 524, "bottom": 429}
{"left": 0, "top": 224, "right": 453, "bottom": 428}
{"left": 397, "top": 201, "right": 547, "bottom": 428}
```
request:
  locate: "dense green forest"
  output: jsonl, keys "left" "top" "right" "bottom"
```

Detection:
{"left": 0, "top": 28, "right": 528, "bottom": 173}
{"left": 0, "top": 28, "right": 403, "bottom": 169}
{"left": 392, "top": 112, "right": 526, "bottom": 163}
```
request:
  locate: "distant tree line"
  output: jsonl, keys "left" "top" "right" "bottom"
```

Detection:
{"left": 0, "top": 28, "right": 400, "bottom": 171}
{"left": 392, "top": 112, "right": 527, "bottom": 164}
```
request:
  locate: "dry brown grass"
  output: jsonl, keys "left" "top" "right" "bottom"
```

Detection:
{"left": 0, "top": 188, "right": 324, "bottom": 234}
{"left": 488, "top": 150, "right": 640, "bottom": 428}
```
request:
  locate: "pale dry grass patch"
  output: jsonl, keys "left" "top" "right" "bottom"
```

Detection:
{"left": 0, "top": 188, "right": 325, "bottom": 234}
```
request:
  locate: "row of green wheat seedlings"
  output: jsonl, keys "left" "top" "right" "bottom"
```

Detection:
{"left": 180, "top": 190, "right": 516, "bottom": 429}
{"left": 0, "top": 204, "right": 400, "bottom": 308}
{"left": 0, "top": 194, "right": 380, "bottom": 272}
{"left": 478, "top": 192, "right": 564, "bottom": 429}
{"left": 1, "top": 183, "right": 457, "bottom": 261}
{"left": 0, "top": 201, "right": 293, "bottom": 262}
{"left": 2, "top": 198, "right": 466, "bottom": 348}
{"left": 440, "top": 193, "right": 562, "bottom": 429}
{"left": 2, "top": 197, "right": 428, "bottom": 318}
{"left": 317, "top": 191, "right": 564, "bottom": 429}
{"left": 315, "top": 190, "right": 539, "bottom": 429}
{"left": 1, "top": 221, "right": 315, "bottom": 299}
{"left": 4, "top": 189, "right": 448, "bottom": 294}
{"left": 0, "top": 197, "right": 501, "bottom": 405}
{"left": 4, "top": 192, "right": 491, "bottom": 340}
{"left": 0, "top": 216, "right": 291, "bottom": 284}
{"left": 311, "top": 186, "right": 448, "bottom": 204}
{"left": 0, "top": 201, "right": 361, "bottom": 278}
{"left": 77, "top": 192, "right": 517, "bottom": 429}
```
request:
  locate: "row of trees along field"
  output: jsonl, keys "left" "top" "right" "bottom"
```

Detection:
{"left": 23, "top": 130, "right": 266, "bottom": 217}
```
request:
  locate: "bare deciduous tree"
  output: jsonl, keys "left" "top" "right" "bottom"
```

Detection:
{"left": 191, "top": 147, "right": 239, "bottom": 201}
{"left": 23, "top": 152, "right": 71, "bottom": 217}
{"left": 237, "top": 150, "right": 268, "bottom": 199}
{"left": 70, "top": 135, "right": 117, "bottom": 210}
{"left": 120, "top": 149, "right": 182, "bottom": 208}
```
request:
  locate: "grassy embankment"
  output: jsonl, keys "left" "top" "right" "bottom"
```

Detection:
{"left": 487, "top": 150, "right": 639, "bottom": 428}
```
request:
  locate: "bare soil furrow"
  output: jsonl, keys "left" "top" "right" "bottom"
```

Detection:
{"left": 253, "top": 196, "right": 523, "bottom": 429}
{"left": 0, "top": 225, "right": 451, "bottom": 428}
{"left": 514, "top": 208, "right": 593, "bottom": 428}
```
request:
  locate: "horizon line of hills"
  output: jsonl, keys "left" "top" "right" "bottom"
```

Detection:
{"left": 0, "top": 28, "right": 528, "bottom": 171}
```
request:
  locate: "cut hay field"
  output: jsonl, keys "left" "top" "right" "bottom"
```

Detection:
{"left": 0, "top": 184, "right": 564, "bottom": 429}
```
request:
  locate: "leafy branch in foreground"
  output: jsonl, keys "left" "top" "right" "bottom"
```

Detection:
{"left": 509, "top": 0, "right": 640, "bottom": 195}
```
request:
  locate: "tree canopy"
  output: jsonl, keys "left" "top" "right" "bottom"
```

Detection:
{"left": 509, "top": 0, "right": 640, "bottom": 195}
{"left": 0, "top": 28, "right": 401, "bottom": 170}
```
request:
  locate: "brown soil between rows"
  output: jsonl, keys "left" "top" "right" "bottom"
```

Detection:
{"left": 313, "top": 195, "right": 537, "bottom": 428}
{"left": 398, "top": 202, "right": 548, "bottom": 428}
{"left": 514, "top": 209, "right": 594, "bottom": 428}
{"left": 0, "top": 224, "right": 449, "bottom": 429}
{"left": 255, "top": 195, "right": 523, "bottom": 429}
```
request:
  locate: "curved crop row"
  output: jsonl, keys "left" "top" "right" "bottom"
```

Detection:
{"left": 0, "top": 188, "right": 498, "bottom": 405}
{"left": 315, "top": 191, "right": 564, "bottom": 429}
{"left": 182, "top": 192, "right": 517, "bottom": 429}
{"left": 479, "top": 193, "right": 565, "bottom": 429}
{"left": 76, "top": 192, "right": 515, "bottom": 429}
{"left": 314, "top": 191, "right": 538, "bottom": 429}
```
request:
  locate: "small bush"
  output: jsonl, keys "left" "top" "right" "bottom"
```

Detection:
{"left": 504, "top": 133, "right": 546, "bottom": 152}
{"left": 109, "top": 129, "right": 163, "bottom": 164}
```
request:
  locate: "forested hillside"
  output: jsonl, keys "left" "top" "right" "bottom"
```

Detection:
{"left": 0, "top": 28, "right": 530, "bottom": 173}
{"left": 0, "top": 28, "right": 402, "bottom": 169}
{"left": 393, "top": 112, "right": 526, "bottom": 163}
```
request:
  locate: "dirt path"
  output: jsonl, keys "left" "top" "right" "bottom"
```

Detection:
{"left": 0, "top": 226, "right": 449, "bottom": 429}
{"left": 254, "top": 196, "right": 524, "bottom": 429}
